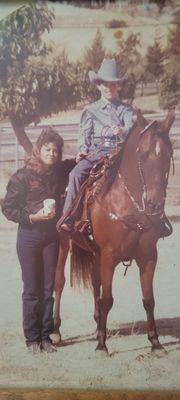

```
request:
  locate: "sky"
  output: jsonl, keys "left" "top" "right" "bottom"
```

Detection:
{"left": 0, "top": 2, "right": 24, "bottom": 21}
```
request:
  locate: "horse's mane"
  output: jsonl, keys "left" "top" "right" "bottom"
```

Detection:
{"left": 99, "top": 122, "right": 138, "bottom": 199}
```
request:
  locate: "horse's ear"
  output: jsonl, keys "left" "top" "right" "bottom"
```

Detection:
{"left": 135, "top": 107, "right": 146, "bottom": 126}
{"left": 159, "top": 109, "right": 175, "bottom": 135}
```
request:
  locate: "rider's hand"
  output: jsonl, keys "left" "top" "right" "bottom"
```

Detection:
{"left": 76, "top": 152, "right": 87, "bottom": 163}
{"left": 112, "top": 126, "right": 124, "bottom": 136}
{"left": 29, "top": 208, "right": 55, "bottom": 223}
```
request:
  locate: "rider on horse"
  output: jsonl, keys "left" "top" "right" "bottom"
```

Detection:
{"left": 60, "top": 58, "right": 134, "bottom": 232}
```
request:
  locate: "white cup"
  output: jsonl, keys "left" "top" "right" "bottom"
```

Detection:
{"left": 43, "top": 199, "right": 56, "bottom": 215}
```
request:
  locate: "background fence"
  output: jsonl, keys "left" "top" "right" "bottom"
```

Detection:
{"left": 0, "top": 123, "right": 79, "bottom": 170}
{"left": 1, "top": 113, "right": 180, "bottom": 168}
{"left": 0, "top": 114, "right": 180, "bottom": 202}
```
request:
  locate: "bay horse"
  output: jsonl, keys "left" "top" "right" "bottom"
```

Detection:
{"left": 52, "top": 109, "right": 175, "bottom": 353}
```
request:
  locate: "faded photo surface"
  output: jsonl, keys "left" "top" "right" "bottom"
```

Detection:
{"left": 0, "top": 1, "right": 180, "bottom": 398}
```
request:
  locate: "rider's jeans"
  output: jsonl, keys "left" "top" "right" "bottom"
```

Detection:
{"left": 63, "top": 158, "right": 93, "bottom": 214}
{"left": 16, "top": 225, "right": 59, "bottom": 345}
{"left": 63, "top": 149, "right": 110, "bottom": 215}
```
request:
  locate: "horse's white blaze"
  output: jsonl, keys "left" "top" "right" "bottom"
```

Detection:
{"left": 155, "top": 141, "right": 161, "bottom": 156}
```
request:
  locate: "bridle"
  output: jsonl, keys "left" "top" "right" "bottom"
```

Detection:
{"left": 118, "top": 120, "right": 173, "bottom": 217}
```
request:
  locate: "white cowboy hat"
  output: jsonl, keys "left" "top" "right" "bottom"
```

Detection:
{"left": 88, "top": 58, "right": 125, "bottom": 84}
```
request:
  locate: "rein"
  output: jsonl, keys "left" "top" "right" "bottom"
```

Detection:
{"left": 118, "top": 170, "right": 146, "bottom": 213}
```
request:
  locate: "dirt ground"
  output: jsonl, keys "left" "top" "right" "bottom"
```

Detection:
{"left": 0, "top": 3, "right": 180, "bottom": 395}
{"left": 0, "top": 183, "right": 180, "bottom": 392}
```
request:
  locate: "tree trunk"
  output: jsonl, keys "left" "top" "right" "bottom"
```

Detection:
{"left": 155, "top": 79, "right": 159, "bottom": 93}
{"left": 9, "top": 114, "right": 33, "bottom": 155}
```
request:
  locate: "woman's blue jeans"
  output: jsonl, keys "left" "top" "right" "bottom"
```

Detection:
{"left": 17, "top": 225, "right": 59, "bottom": 345}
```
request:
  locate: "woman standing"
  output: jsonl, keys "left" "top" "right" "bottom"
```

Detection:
{"left": 2, "top": 127, "right": 71, "bottom": 354}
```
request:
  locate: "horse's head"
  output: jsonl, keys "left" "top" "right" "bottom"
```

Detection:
{"left": 136, "top": 110, "right": 175, "bottom": 215}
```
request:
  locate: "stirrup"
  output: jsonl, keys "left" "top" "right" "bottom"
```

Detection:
{"left": 60, "top": 223, "right": 73, "bottom": 233}
{"left": 75, "top": 219, "right": 92, "bottom": 234}
{"left": 60, "top": 216, "right": 74, "bottom": 232}
{"left": 57, "top": 215, "right": 74, "bottom": 233}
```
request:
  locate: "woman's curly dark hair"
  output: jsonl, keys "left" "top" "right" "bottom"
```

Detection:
{"left": 26, "top": 126, "right": 64, "bottom": 173}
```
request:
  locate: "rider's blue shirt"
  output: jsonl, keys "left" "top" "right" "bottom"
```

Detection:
{"left": 78, "top": 97, "right": 134, "bottom": 154}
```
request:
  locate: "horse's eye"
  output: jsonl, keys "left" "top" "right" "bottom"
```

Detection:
{"left": 138, "top": 149, "right": 149, "bottom": 160}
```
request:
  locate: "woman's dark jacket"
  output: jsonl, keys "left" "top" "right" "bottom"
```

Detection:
{"left": 1, "top": 159, "right": 75, "bottom": 228}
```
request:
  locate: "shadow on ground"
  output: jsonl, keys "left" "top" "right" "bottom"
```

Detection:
{"left": 58, "top": 317, "right": 180, "bottom": 350}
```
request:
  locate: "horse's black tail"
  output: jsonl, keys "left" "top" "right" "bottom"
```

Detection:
{"left": 70, "top": 242, "right": 95, "bottom": 290}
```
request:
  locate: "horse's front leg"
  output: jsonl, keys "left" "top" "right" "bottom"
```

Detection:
{"left": 135, "top": 243, "right": 164, "bottom": 351}
{"left": 91, "top": 253, "right": 101, "bottom": 331}
{"left": 51, "top": 236, "right": 69, "bottom": 345}
{"left": 96, "top": 250, "right": 114, "bottom": 354}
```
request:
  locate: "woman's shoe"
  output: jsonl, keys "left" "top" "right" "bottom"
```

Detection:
{"left": 41, "top": 339, "right": 57, "bottom": 353}
{"left": 27, "top": 342, "right": 41, "bottom": 355}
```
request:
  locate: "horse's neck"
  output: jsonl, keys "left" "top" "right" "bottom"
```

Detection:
{"left": 117, "top": 125, "right": 144, "bottom": 200}
{"left": 120, "top": 124, "right": 138, "bottom": 169}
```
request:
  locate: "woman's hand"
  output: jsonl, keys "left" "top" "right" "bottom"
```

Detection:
{"left": 29, "top": 208, "right": 55, "bottom": 223}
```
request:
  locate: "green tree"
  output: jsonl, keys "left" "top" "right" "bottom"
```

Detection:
{"left": 151, "top": 0, "right": 178, "bottom": 13}
{"left": 83, "top": 29, "right": 105, "bottom": 71}
{"left": 136, "top": 57, "right": 148, "bottom": 96}
{"left": 145, "top": 40, "right": 165, "bottom": 91}
{"left": 159, "top": 23, "right": 180, "bottom": 109}
{"left": 115, "top": 33, "right": 142, "bottom": 102}
{"left": 77, "top": 29, "right": 106, "bottom": 103}
{"left": 0, "top": 2, "right": 55, "bottom": 153}
{"left": 166, "top": 22, "right": 180, "bottom": 60}
{"left": 159, "top": 62, "right": 180, "bottom": 109}
{"left": 0, "top": 3, "right": 79, "bottom": 154}
{"left": 59, "top": 0, "right": 115, "bottom": 8}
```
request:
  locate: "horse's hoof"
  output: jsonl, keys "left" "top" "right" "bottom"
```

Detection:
{"left": 95, "top": 343, "right": 109, "bottom": 356}
{"left": 95, "top": 349, "right": 109, "bottom": 358}
{"left": 50, "top": 332, "right": 62, "bottom": 345}
{"left": 152, "top": 344, "right": 168, "bottom": 356}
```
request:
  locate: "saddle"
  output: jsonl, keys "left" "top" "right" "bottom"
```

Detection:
{"left": 56, "top": 150, "right": 121, "bottom": 235}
